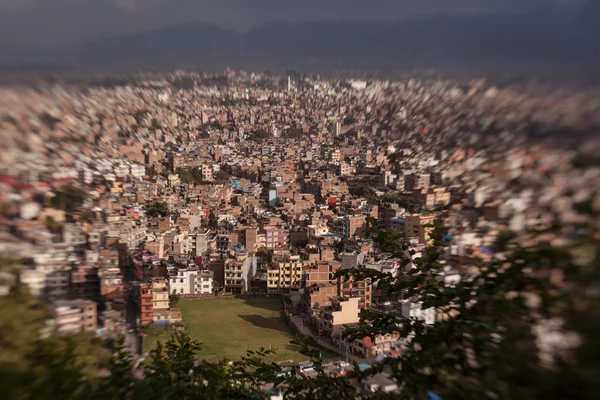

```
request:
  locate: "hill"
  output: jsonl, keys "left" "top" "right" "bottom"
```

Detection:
{"left": 4, "top": 8, "right": 600, "bottom": 72}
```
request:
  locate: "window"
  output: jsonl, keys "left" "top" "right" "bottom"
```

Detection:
{"left": 180, "top": 279, "right": 183, "bottom": 283}
{"left": 180, "top": 289, "right": 184, "bottom": 294}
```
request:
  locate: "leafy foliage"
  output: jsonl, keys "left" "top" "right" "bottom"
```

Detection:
{"left": 349, "top": 186, "right": 378, "bottom": 204}
{"left": 146, "top": 201, "right": 170, "bottom": 217}
{"left": 215, "top": 170, "right": 230, "bottom": 183}
{"left": 169, "top": 291, "right": 180, "bottom": 308}
{"left": 45, "top": 216, "right": 61, "bottom": 234}
{"left": 248, "top": 129, "right": 270, "bottom": 141}
{"left": 176, "top": 168, "right": 209, "bottom": 185}
{"left": 255, "top": 247, "right": 274, "bottom": 264}
{"left": 337, "top": 212, "right": 600, "bottom": 399}
{"left": 283, "top": 127, "right": 304, "bottom": 139}
{"left": 1, "top": 203, "right": 597, "bottom": 400}
{"left": 495, "top": 229, "right": 518, "bottom": 251}
{"left": 51, "top": 184, "right": 87, "bottom": 212}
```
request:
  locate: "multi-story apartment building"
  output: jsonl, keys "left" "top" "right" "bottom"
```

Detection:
{"left": 379, "top": 203, "right": 405, "bottom": 230}
{"left": 242, "top": 227, "right": 258, "bottom": 251}
{"left": 401, "top": 298, "right": 436, "bottom": 325}
{"left": 70, "top": 264, "right": 101, "bottom": 303}
{"left": 99, "top": 268, "right": 124, "bottom": 303}
{"left": 343, "top": 215, "right": 367, "bottom": 238}
{"left": 405, "top": 173, "right": 431, "bottom": 191}
{"left": 196, "top": 270, "right": 214, "bottom": 294}
{"left": 52, "top": 299, "right": 97, "bottom": 334}
{"left": 348, "top": 332, "right": 402, "bottom": 361}
{"left": 119, "top": 222, "right": 147, "bottom": 251}
{"left": 168, "top": 266, "right": 214, "bottom": 295}
{"left": 305, "top": 284, "right": 338, "bottom": 309}
{"left": 267, "top": 254, "right": 303, "bottom": 293}
{"left": 339, "top": 274, "right": 372, "bottom": 309}
{"left": 263, "top": 226, "right": 288, "bottom": 250}
{"left": 318, "top": 297, "right": 360, "bottom": 338}
{"left": 53, "top": 300, "right": 83, "bottom": 335}
{"left": 404, "top": 214, "right": 436, "bottom": 245}
{"left": 192, "top": 229, "right": 211, "bottom": 256}
{"left": 145, "top": 235, "right": 167, "bottom": 259}
{"left": 63, "top": 223, "right": 88, "bottom": 250}
{"left": 151, "top": 278, "right": 169, "bottom": 311}
{"left": 224, "top": 256, "right": 244, "bottom": 294}
{"left": 304, "top": 262, "right": 338, "bottom": 287}
{"left": 45, "top": 268, "right": 72, "bottom": 300}
{"left": 169, "top": 267, "right": 200, "bottom": 295}
{"left": 201, "top": 164, "right": 213, "bottom": 181}
{"left": 207, "top": 258, "right": 225, "bottom": 286}
{"left": 136, "top": 283, "right": 154, "bottom": 326}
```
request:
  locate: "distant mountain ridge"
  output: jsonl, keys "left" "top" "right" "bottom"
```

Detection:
{"left": 7, "top": 8, "right": 600, "bottom": 71}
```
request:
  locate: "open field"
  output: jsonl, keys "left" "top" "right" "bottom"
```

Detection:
{"left": 144, "top": 297, "right": 321, "bottom": 363}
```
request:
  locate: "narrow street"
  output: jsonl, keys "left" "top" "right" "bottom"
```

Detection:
{"left": 289, "top": 315, "right": 366, "bottom": 364}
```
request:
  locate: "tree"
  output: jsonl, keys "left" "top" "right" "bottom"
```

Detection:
{"left": 169, "top": 291, "right": 180, "bottom": 308}
{"left": 45, "top": 216, "right": 62, "bottom": 234}
{"left": 349, "top": 186, "right": 379, "bottom": 204}
{"left": 248, "top": 129, "right": 270, "bottom": 141}
{"left": 572, "top": 152, "right": 600, "bottom": 169}
{"left": 343, "top": 115, "right": 356, "bottom": 125}
{"left": 1, "top": 209, "right": 597, "bottom": 400}
{"left": 255, "top": 247, "right": 273, "bottom": 264}
{"left": 39, "top": 112, "right": 61, "bottom": 131}
{"left": 146, "top": 201, "right": 169, "bottom": 217}
{"left": 212, "top": 280, "right": 222, "bottom": 295}
{"left": 283, "top": 127, "right": 303, "bottom": 139}
{"left": 146, "top": 166, "right": 158, "bottom": 177}
{"left": 495, "top": 229, "right": 518, "bottom": 251}
{"left": 51, "top": 184, "right": 87, "bottom": 212}
{"left": 151, "top": 118, "right": 161, "bottom": 131}
{"left": 334, "top": 213, "right": 600, "bottom": 399}
{"left": 215, "top": 170, "right": 230, "bottom": 183}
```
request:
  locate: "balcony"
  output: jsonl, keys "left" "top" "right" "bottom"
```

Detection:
{"left": 59, "top": 323, "right": 82, "bottom": 333}
{"left": 56, "top": 316, "right": 82, "bottom": 325}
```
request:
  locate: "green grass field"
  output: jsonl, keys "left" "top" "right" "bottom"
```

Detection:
{"left": 144, "top": 297, "right": 314, "bottom": 363}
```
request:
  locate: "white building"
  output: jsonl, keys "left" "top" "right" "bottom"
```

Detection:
{"left": 114, "top": 163, "right": 130, "bottom": 178}
{"left": 63, "top": 223, "right": 88, "bottom": 248}
{"left": 119, "top": 223, "right": 147, "bottom": 251}
{"left": 349, "top": 80, "right": 367, "bottom": 90}
{"left": 130, "top": 164, "right": 146, "bottom": 179}
{"left": 196, "top": 270, "right": 214, "bottom": 294}
{"left": 21, "top": 267, "right": 71, "bottom": 300}
{"left": 169, "top": 268, "right": 213, "bottom": 295}
{"left": 401, "top": 299, "right": 436, "bottom": 325}
{"left": 170, "top": 269, "right": 197, "bottom": 295}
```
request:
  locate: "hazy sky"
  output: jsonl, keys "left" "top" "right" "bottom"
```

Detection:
{"left": 0, "top": 0, "right": 570, "bottom": 48}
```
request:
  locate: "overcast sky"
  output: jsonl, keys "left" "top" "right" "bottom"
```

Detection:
{"left": 0, "top": 0, "right": 574, "bottom": 48}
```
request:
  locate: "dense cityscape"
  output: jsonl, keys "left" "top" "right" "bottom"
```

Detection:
{"left": 1, "top": 70, "right": 599, "bottom": 398}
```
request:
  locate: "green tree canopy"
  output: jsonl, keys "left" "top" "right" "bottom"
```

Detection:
{"left": 1, "top": 206, "right": 598, "bottom": 400}
{"left": 255, "top": 247, "right": 274, "bottom": 264}
{"left": 248, "top": 129, "right": 270, "bottom": 141}
{"left": 215, "top": 170, "right": 230, "bottom": 183}
{"left": 146, "top": 201, "right": 170, "bottom": 217}
{"left": 51, "top": 184, "right": 87, "bottom": 212}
